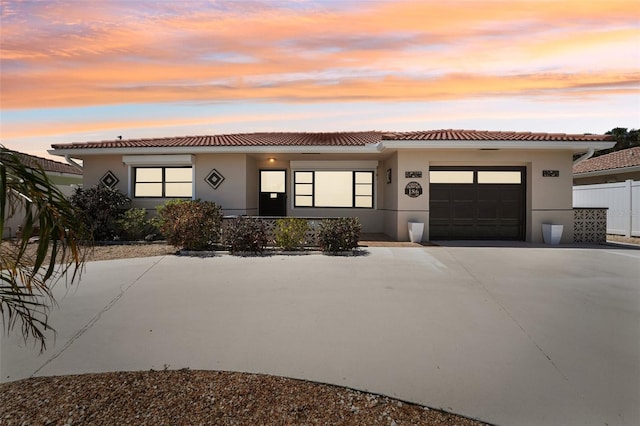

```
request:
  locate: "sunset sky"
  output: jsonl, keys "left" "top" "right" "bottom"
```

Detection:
{"left": 1, "top": 0, "right": 639, "bottom": 159}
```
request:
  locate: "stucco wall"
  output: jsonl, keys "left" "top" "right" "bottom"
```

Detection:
{"left": 388, "top": 149, "right": 574, "bottom": 243}
{"left": 382, "top": 154, "right": 399, "bottom": 239}
{"left": 246, "top": 156, "right": 259, "bottom": 215}
{"left": 194, "top": 154, "right": 248, "bottom": 214}
{"left": 82, "top": 155, "right": 129, "bottom": 196}
{"left": 82, "top": 154, "right": 252, "bottom": 215}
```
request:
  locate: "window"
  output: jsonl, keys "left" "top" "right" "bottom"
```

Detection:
{"left": 429, "top": 171, "right": 474, "bottom": 184}
{"left": 134, "top": 167, "right": 192, "bottom": 198}
{"left": 293, "top": 171, "right": 373, "bottom": 208}
{"left": 477, "top": 171, "right": 522, "bottom": 184}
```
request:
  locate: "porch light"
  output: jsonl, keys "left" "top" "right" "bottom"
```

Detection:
{"left": 268, "top": 157, "right": 276, "bottom": 163}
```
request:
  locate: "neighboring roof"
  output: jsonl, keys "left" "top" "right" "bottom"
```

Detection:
{"left": 573, "top": 146, "right": 640, "bottom": 175}
{"left": 51, "top": 130, "right": 613, "bottom": 151}
{"left": 7, "top": 150, "right": 82, "bottom": 175}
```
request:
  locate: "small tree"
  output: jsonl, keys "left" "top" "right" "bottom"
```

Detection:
{"left": 157, "top": 199, "right": 223, "bottom": 250}
{"left": 70, "top": 185, "right": 130, "bottom": 241}
{"left": 1, "top": 147, "right": 87, "bottom": 350}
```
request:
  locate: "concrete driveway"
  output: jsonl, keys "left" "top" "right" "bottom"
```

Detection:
{"left": 2, "top": 245, "right": 639, "bottom": 426}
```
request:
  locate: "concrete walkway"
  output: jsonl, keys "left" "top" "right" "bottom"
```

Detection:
{"left": 2, "top": 246, "right": 639, "bottom": 426}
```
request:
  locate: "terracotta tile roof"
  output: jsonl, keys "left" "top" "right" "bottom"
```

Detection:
{"left": 50, "top": 130, "right": 613, "bottom": 151}
{"left": 51, "top": 132, "right": 382, "bottom": 149}
{"left": 382, "top": 129, "right": 614, "bottom": 141}
{"left": 573, "top": 147, "right": 640, "bottom": 174}
{"left": 6, "top": 150, "right": 82, "bottom": 175}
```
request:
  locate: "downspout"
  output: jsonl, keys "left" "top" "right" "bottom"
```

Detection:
{"left": 573, "top": 147, "right": 595, "bottom": 166}
{"left": 64, "top": 155, "right": 83, "bottom": 171}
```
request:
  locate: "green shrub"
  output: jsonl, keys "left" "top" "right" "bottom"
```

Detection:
{"left": 157, "top": 199, "right": 222, "bottom": 250}
{"left": 224, "top": 217, "right": 268, "bottom": 255}
{"left": 274, "top": 218, "right": 309, "bottom": 250}
{"left": 117, "top": 208, "right": 158, "bottom": 241}
{"left": 70, "top": 185, "right": 130, "bottom": 241}
{"left": 317, "top": 217, "right": 361, "bottom": 253}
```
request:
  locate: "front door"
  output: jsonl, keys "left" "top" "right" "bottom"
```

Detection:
{"left": 259, "top": 170, "right": 287, "bottom": 216}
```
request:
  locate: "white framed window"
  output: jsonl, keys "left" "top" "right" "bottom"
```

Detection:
{"left": 293, "top": 170, "right": 374, "bottom": 208}
{"left": 477, "top": 171, "right": 522, "bottom": 184}
{"left": 134, "top": 166, "right": 193, "bottom": 198}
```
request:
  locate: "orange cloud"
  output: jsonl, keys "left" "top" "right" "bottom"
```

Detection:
{"left": 1, "top": 0, "right": 638, "bottom": 110}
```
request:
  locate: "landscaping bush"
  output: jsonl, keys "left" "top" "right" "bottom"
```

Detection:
{"left": 274, "top": 218, "right": 309, "bottom": 251}
{"left": 317, "top": 217, "right": 361, "bottom": 253}
{"left": 157, "top": 199, "right": 222, "bottom": 250}
{"left": 224, "top": 217, "right": 268, "bottom": 255}
{"left": 70, "top": 185, "right": 130, "bottom": 241}
{"left": 117, "top": 208, "right": 159, "bottom": 241}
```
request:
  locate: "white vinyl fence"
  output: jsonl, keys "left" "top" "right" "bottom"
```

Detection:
{"left": 573, "top": 179, "right": 640, "bottom": 237}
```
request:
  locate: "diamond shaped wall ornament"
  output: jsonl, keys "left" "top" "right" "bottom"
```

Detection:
{"left": 205, "top": 169, "right": 225, "bottom": 189}
{"left": 100, "top": 171, "right": 119, "bottom": 188}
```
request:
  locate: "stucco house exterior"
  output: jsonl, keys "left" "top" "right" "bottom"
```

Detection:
{"left": 2, "top": 150, "right": 83, "bottom": 238}
{"left": 50, "top": 130, "right": 614, "bottom": 243}
{"left": 573, "top": 146, "right": 640, "bottom": 185}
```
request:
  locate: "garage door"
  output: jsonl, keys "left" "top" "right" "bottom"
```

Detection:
{"left": 429, "top": 167, "right": 525, "bottom": 240}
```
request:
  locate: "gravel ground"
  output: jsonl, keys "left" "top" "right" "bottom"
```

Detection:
{"left": 2, "top": 241, "right": 489, "bottom": 425}
{"left": 0, "top": 370, "right": 488, "bottom": 426}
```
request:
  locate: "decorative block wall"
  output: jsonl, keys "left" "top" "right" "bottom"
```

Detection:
{"left": 574, "top": 208, "right": 607, "bottom": 243}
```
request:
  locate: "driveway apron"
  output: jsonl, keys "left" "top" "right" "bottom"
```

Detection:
{"left": 1, "top": 246, "right": 638, "bottom": 426}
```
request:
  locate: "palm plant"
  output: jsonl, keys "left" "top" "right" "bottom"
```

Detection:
{"left": 1, "top": 147, "right": 88, "bottom": 351}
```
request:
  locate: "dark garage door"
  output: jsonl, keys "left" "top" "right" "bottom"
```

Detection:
{"left": 429, "top": 167, "right": 525, "bottom": 240}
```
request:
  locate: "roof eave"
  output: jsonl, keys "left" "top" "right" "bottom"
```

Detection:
{"left": 573, "top": 165, "right": 640, "bottom": 178}
{"left": 379, "top": 140, "right": 616, "bottom": 152}
{"left": 49, "top": 145, "right": 383, "bottom": 157}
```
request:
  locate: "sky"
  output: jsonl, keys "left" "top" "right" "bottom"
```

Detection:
{"left": 1, "top": 0, "right": 639, "bottom": 159}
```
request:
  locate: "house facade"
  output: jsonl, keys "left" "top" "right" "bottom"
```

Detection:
{"left": 50, "top": 130, "right": 614, "bottom": 243}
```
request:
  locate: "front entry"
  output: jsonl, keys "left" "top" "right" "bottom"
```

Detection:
{"left": 429, "top": 166, "right": 526, "bottom": 240}
{"left": 259, "top": 170, "right": 287, "bottom": 216}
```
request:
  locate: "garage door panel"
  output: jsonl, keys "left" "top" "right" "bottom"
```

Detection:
{"left": 477, "top": 202, "right": 498, "bottom": 219}
{"left": 453, "top": 201, "right": 475, "bottom": 220}
{"left": 429, "top": 167, "right": 525, "bottom": 240}
{"left": 501, "top": 201, "right": 522, "bottom": 219}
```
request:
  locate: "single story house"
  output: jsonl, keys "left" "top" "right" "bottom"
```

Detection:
{"left": 50, "top": 130, "right": 614, "bottom": 243}
{"left": 573, "top": 146, "right": 640, "bottom": 185}
{"left": 3, "top": 150, "right": 83, "bottom": 238}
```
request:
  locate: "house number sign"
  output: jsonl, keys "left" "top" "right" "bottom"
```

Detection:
{"left": 405, "top": 171, "right": 422, "bottom": 178}
{"left": 542, "top": 170, "right": 560, "bottom": 177}
{"left": 405, "top": 181, "right": 423, "bottom": 198}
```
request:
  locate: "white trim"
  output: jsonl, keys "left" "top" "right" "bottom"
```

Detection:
{"left": 122, "top": 154, "right": 193, "bottom": 165}
{"left": 290, "top": 160, "right": 379, "bottom": 169}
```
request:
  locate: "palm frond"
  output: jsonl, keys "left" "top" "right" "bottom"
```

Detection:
{"left": 1, "top": 146, "right": 89, "bottom": 351}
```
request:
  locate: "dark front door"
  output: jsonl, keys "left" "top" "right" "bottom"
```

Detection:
{"left": 429, "top": 167, "right": 525, "bottom": 240}
{"left": 259, "top": 170, "right": 287, "bottom": 216}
